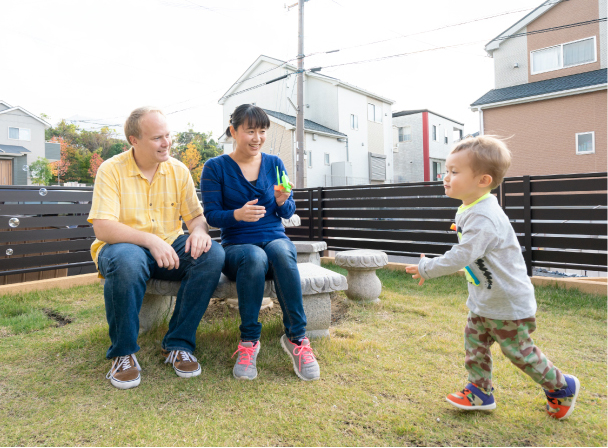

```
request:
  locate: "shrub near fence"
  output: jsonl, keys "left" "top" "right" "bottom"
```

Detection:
{"left": 0, "top": 172, "right": 605, "bottom": 283}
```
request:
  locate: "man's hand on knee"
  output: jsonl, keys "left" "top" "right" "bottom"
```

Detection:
{"left": 185, "top": 228, "right": 213, "bottom": 259}
{"left": 149, "top": 238, "right": 180, "bottom": 269}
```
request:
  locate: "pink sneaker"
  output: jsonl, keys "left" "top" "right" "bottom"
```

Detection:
{"left": 280, "top": 335, "right": 320, "bottom": 381}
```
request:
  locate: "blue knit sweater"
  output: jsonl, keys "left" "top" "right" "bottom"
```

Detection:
{"left": 201, "top": 153, "right": 295, "bottom": 245}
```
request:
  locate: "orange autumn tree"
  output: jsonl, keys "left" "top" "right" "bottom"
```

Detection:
{"left": 88, "top": 153, "right": 103, "bottom": 179}
{"left": 49, "top": 136, "right": 71, "bottom": 183}
{"left": 180, "top": 142, "right": 203, "bottom": 187}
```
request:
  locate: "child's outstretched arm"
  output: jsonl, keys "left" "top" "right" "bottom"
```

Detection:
{"left": 415, "top": 215, "right": 500, "bottom": 282}
{"left": 405, "top": 254, "right": 426, "bottom": 285}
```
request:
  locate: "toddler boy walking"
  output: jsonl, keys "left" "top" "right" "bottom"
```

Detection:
{"left": 406, "top": 136, "right": 580, "bottom": 420}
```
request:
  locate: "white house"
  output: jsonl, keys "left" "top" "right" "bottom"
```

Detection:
{"left": 0, "top": 100, "right": 59, "bottom": 185}
{"left": 218, "top": 55, "right": 395, "bottom": 187}
{"left": 392, "top": 109, "right": 464, "bottom": 183}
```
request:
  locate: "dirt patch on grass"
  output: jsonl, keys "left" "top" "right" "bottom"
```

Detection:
{"left": 42, "top": 309, "right": 73, "bottom": 327}
{"left": 201, "top": 292, "right": 350, "bottom": 327}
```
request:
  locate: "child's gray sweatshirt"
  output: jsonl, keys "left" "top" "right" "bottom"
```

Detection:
{"left": 418, "top": 194, "right": 536, "bottom": 320}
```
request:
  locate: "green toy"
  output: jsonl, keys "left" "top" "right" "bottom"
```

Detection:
{"left": 274, "top": 166, "right": 292, "bottom": 193}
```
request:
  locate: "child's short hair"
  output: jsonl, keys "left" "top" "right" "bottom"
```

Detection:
{"left": 451, "top": 135, "right": 511, "bottom": 189}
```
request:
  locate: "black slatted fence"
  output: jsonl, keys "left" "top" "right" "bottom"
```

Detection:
{"left": 0, "top": 172, "right": 605, "bottom": 282}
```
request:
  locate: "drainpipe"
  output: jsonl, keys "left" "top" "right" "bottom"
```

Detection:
{"left": 422, "top": 111, "right": 430, "bottom": 182}
{"left": 479, "top": 108, "right": 484, "bottom": 136}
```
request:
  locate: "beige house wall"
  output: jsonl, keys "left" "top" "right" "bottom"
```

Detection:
{"left": 483, "top": 90, "right": 607, "bottom": 177}
{"left": 367, "top": 121, "right": 384, "bottom": 155}
{"left": 527, "top": 0, "right": 602, "bottom": 82}
{"left": 264, "top": 121, "right": 295, "bottom": 182}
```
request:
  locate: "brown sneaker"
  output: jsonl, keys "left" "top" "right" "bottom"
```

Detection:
{"left": 162, "top": 349, "right": 201, "bottom": 378}
{"left": 106, "top": 354, "right": 141, "bottom": 390}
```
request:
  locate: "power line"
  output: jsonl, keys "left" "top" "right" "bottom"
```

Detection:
{"left": 302, "top": 0, "right": 566, "bottom": 59}
{"left": 490, "top": 17, "right": 607, "bottom": 41}
{"left": 222, "top": 2, "right": 561, "bottom": 94}
{"left": 314, "top": 16, "right": 605, "bottom": 70}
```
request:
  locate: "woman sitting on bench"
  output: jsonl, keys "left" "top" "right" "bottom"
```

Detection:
{"left": 200, "top": 104, "right": 320, "bottom": 382}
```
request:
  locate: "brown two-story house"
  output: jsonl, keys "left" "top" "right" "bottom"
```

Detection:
{"left": 471, "top": 0, "right": 607, "bottom": 176}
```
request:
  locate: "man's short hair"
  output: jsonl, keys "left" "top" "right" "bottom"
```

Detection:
{"left": 124, "top": 106, "right": 165, "bottom": 143}
{"left": 451, "top": 135, "right": 512, "bottom": 189}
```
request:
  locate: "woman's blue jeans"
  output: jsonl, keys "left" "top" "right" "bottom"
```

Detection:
{"left": 97, "top": 236, "right": 225, "bottom": 359}
{"left": 223, "top": 238, "right": 306, "bottom": 342}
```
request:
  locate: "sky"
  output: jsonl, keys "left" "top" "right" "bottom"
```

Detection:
{"left": 1, "top": 0, "right": 547, "bottom": 139}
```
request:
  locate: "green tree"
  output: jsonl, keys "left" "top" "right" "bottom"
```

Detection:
{"left": 29, "top": 157, "right": 53, "bottom": 185}
{"left": 172, "top": 126, "right": 221, "bottom": 166}
{"left": 104, "top": 141, "right": 129, "bottom": 160}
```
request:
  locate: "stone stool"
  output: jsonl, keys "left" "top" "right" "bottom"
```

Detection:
{"left": 292, "top": 240, "right": 327, "bottom": 265}
{"left": 334, "top": 249, "right": 388, "bottom": 303}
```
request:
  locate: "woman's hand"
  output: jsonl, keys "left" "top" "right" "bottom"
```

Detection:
{"left": 274, "top": 182, "right": 294, "bottom": 207}
{"left": 234, "top": 199, "right": 266, "bottom": 222}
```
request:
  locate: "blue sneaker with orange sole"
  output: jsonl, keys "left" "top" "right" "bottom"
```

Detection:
{"left": 446, "top": 383, "right": 496, "bottom": 410}
{"left": 544, "top": 374, "right": 580, "bottom": 420}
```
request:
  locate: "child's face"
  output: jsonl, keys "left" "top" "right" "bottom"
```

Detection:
{"left": 444, "top": 150, "right": 492, "bottom": 205}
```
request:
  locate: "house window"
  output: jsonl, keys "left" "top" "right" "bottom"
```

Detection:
{"left": 432, "top": 125, "right": 437, "bottom": 141}
{"left": 444, "top": 129, "right": 448, "bottom": 144}
{"left": 531, "top": 36, "right": 596, "bottom": 75}
{"left": 350, "top": 114, "right": 358, "bottom": 130}
{"left": 308, "top": 151, "right": 312, "bottom": 168}
{"left": 324, "top": 153, "right": 330, "bottom": 165}
{"left": 367, "top": 104, "right": 382, "bottom": 123}
{"left": 8, "top": 127, "right": 31, "bottom": 141}
{"left": 576, "top": 132, "right": 595, "bottom": 154}
{"left": 432, "top": 161, "right": 443, "bottom": 180}
{"left": 398, "top": 126, "right": 411, "bottom": 142}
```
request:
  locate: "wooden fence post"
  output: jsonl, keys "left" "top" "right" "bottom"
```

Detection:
{"left": 523, "top": 175, "right": 532, "bottom": 276}
{"left": 317, "top": 186, "right": 323, "bottom": 241}
{"left": 308, "top": 189, "right": 314, "bottom": 240}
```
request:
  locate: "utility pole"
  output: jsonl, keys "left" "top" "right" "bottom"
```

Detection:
{"left": 295, "top": 0, "right": 305, "bottom": 188}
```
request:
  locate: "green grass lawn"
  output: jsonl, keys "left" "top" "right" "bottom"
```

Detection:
{"left": 1, "top": 266, "right": 606, "bottom": 446}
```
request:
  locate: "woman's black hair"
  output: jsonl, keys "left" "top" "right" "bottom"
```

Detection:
{"left": 225, "top": 104, "right": 270, "bottom": 138}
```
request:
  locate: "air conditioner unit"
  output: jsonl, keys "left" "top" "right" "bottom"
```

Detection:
{"left": 331, "top": 161, "right": 353, "bottom": 178}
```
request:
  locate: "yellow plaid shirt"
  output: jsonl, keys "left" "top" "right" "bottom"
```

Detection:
{"left": 88, "top": 148, "right": 203, "bottom": 269}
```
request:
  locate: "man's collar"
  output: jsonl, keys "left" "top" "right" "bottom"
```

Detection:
{"left": 126, "top": 147, "right": 168, "bottom": 178}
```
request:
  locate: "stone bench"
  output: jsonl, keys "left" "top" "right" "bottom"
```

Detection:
{"left": 140, "top": 262, "right": 347, "bottom": 339}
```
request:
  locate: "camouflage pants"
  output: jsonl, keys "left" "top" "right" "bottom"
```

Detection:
{"left": 464, "top": 311, "right": 565, "bottom": 391}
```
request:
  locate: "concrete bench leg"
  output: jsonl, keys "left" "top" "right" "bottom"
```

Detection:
{"left": 139, "top": 293, "right": 174, "bottom": 334}
{"left": 302, "top": 292, "right": 331, "bottom": 339}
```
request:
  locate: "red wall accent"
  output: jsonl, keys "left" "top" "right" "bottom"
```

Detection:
{"left": 422, "top": 111, "right": 430, "bottom": 182}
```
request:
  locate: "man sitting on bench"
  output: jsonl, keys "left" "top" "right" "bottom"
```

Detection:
{"left": 89, "top": 106, "right": 225, "bottom": 390}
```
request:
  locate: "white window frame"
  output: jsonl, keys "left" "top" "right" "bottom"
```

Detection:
{"left": 308, "top": 150, "right": 313, "bottom": 168}
{"left": 8, "top": 127, "right": 31, "bottom": 141}
{"left": 432, "top": 125, "right": 437, "bottom": 141}
{"left": 398, "top": 126, "right": 412, "bottom": 142}
{"left": 444, "top": 129, "right": 448, "bottom": 144}
{"left": 368, "top": 103, "right": 375, "bottom": 121}
{"left": 576, "top": 132, "right": 595, "bottom": 155}
{"left": 324, "top": 153, "right": 330, "bottom": 166}
{"left": 367, "top": 103, "right": 382, "bottom": 123}
{"left": 350, "top": 114, "right": 358, "bottom": 130}
{"left": 530, "top": 36, "right": 597, "bottom": 75}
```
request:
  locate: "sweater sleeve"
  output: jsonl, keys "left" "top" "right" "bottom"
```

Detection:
{"left": 201, "top": 159, "right": 238, "bottom": 228}
{"left": 418, "top": 214, "right": 499, "bottom": 280}
{"left": 274, "top": 158, "right": 295, "bottom": 219}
